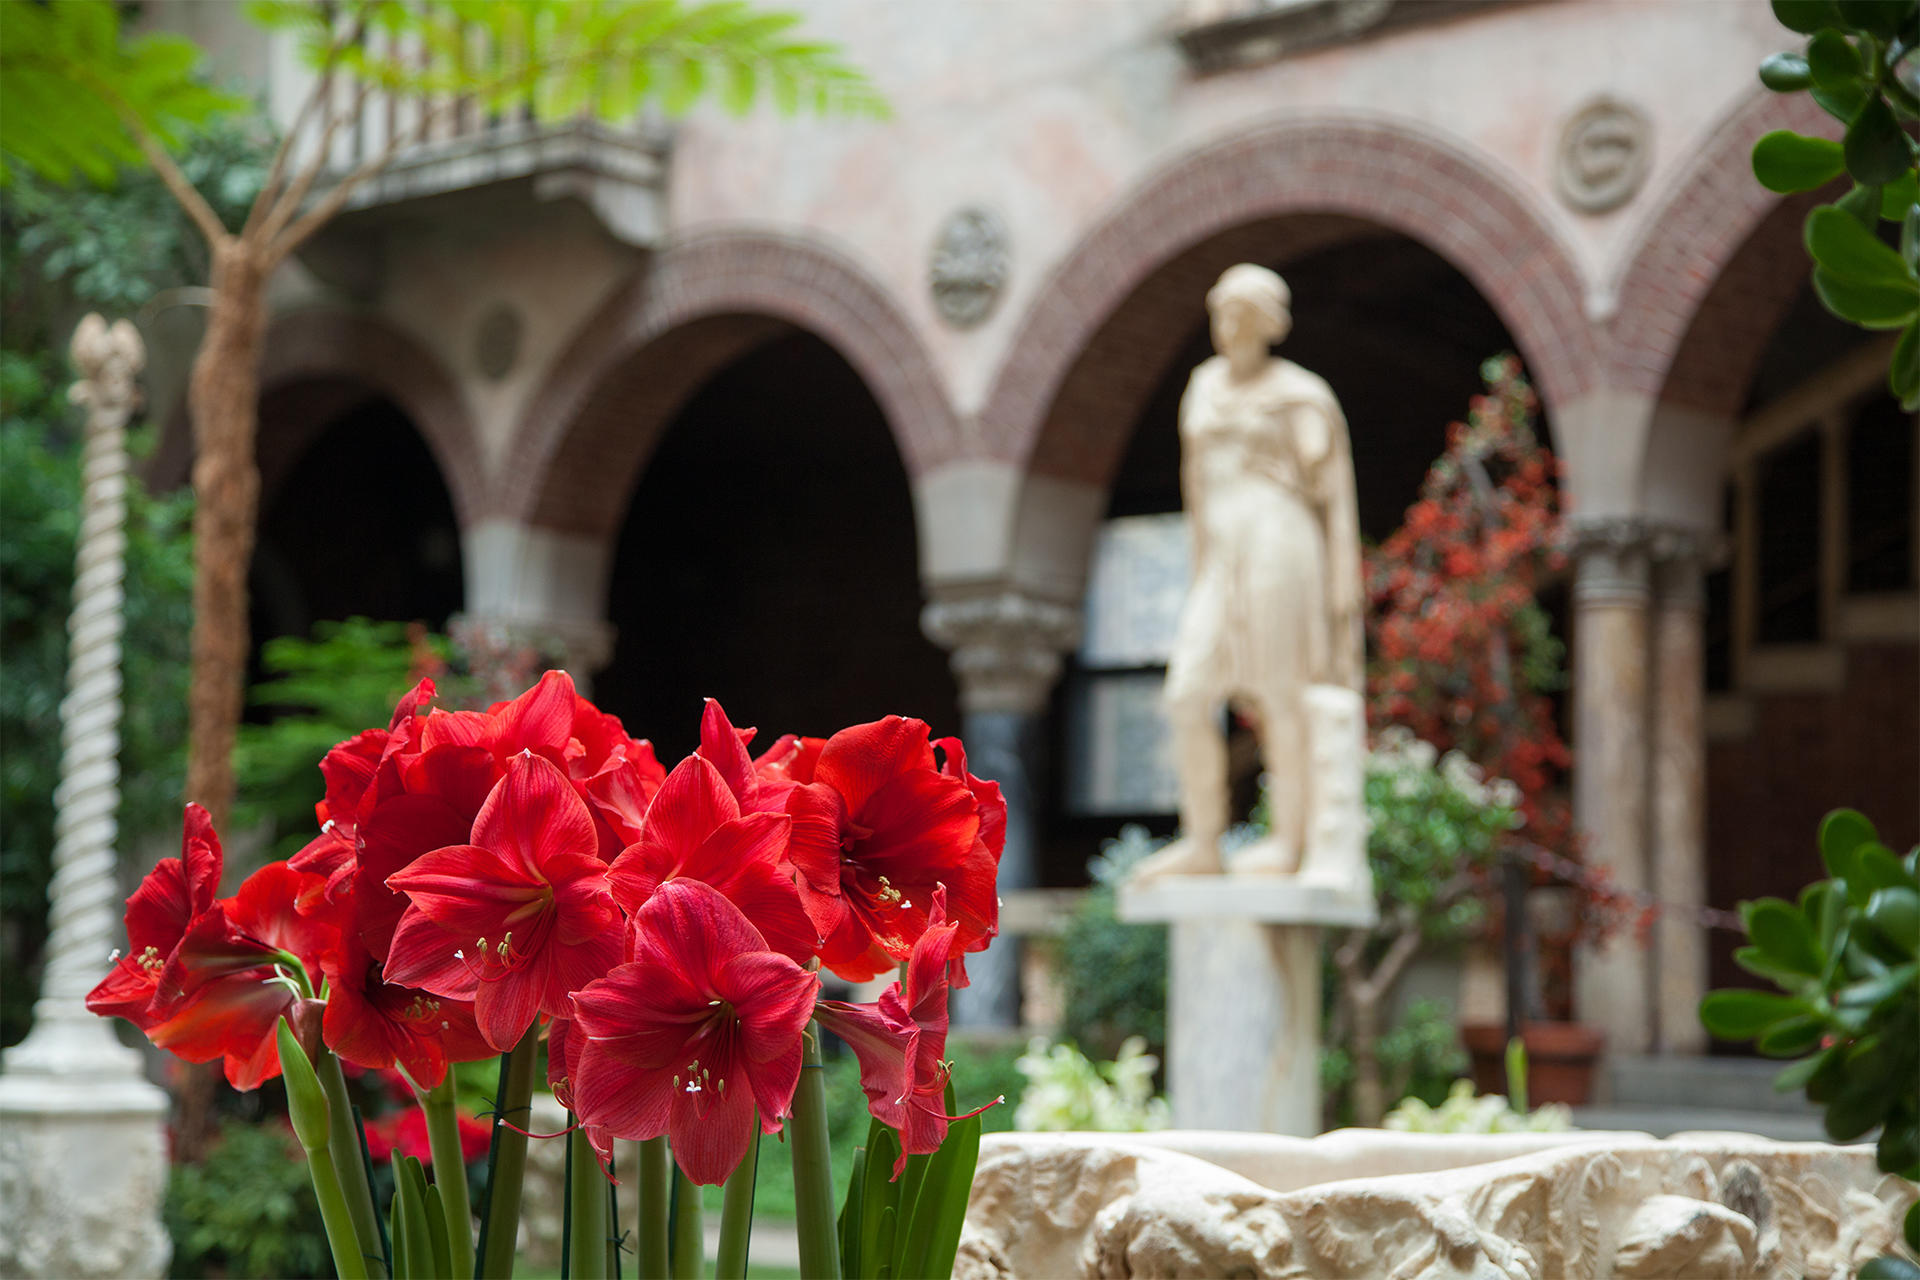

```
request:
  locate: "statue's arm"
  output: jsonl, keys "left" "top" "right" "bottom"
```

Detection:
{"left": 1178, "top": 375, "right": 1209, "bottom": 564}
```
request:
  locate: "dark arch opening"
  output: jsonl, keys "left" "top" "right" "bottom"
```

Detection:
{"left": 249, "top": 384, "right": 465, "bottom": 661}
{"left": 595, "top": 329, "right": 958, "bottom": 763}
{"left": 1105, "top": 232, "right": 1541, "bottom": 536}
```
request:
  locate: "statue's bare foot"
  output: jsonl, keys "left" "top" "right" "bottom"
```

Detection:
{"left": 1230, "top": 835, "right": 1301, "bottom": 876}
{"left": 1129, "top": 836, "right": 1223, "bottom": 884}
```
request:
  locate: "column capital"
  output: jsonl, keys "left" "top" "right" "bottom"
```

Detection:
{"left": 1569, "top": 516, "right": 1652, "bottom": 606}
{"left": 921, "top": 590, "right": 1080, "bottom": 715}
{"left": 450, "top": 612, "right": 617, "bottom": 701}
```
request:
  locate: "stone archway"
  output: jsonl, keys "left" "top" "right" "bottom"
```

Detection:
{"left": 151, "top": 308, "right": 484, "bottom": 530}
{"left": 981, "top": 113, "right": 1593, "bottom": 492}
{"left": 969, "top": 114, "right": 1590, "bottom": 603}
{"left": 499, "top": 229, "right": 962, "bottom": 542}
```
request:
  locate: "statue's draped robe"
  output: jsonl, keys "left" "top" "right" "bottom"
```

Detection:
{"left": 1167, "top": 356, "right": 1365, "bottom": 711}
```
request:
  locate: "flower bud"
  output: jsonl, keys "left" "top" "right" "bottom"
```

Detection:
{"left": 276, "top": 1016, "right": 331, "bottom": 1152}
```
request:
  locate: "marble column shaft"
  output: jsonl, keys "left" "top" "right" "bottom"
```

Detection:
{"left": 1650, "top": 539, "right": 1709, "bottom": 1055}
{"left": 1570, "top": 525, "right": 1652, "bottom": 1056}
{"left": 922, "top": 591, "right": 1078, "bottom": 1029}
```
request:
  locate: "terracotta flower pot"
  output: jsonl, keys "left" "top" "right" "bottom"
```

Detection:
{"left": 1461, "top": 1020, "right": 1606, "bottom": 1106}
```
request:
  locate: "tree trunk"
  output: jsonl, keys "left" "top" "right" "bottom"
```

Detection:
{"left": 1349, "top": 985, "right": 1385, "bottom": 1127}
{"left": 182, "top": 239, "right": 267, "bottom": 833}
{"left": 175, "top": 238, "right": 267, "bottom": 1163}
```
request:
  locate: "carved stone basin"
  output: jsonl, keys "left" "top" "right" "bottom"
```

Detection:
{"left": 957, "top": 1129, "right": 1915, "bottom": 1279}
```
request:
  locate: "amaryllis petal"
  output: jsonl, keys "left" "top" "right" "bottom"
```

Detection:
{"left": 570, "top": 882, "right": 818, "bottom": 1185}
{"left": 813, "top": 717, "right": 936, "bottom": 816}
{"left": 471, "top": 748, "right": 600, "bottom": 878}
{"left": 384, "top": 754, "right": 617, "bottom": 1051}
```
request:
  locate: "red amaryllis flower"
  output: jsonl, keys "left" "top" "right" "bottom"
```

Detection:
{"left": 815, "top": 886, "right": 993, "bottom": 1176}
{"left": 546, "top": 1017, "right": 616, "bottom": 1174}
{"left": 606, "top": 754, "right": 817, "bottom": 964}
{"left": 415, "top": 670, "right": 660, "bottom": 860}
{"left": 366, "top": 1106, "right": 490, "bottom": 1165}
{"left": 87, "top": 804, "right": 222, "bottom": 1026}
{"left": 289, "top": 679, "right": 439, "bottom": 904}
{"left": 319, "top": 931, "right": 492, "bottom": 1089}
{"left": 384, "top": 753, "right": 622, "bottom": 1051}
{"left": 782, "top": 717, "right": 1004, "bottom": 983}
{"left": 570, "top": 881, "right": 819, "bottom": 1186}
{"left": 145, "top": 860, "right": 336, "bottom": 1090}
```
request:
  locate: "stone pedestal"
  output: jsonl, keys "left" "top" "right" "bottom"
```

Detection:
{"left": 1118, "top": 877, "right": 1374, "bottom": 1135}
{"left": 0, "top": 1052, "right": 171, "bottom": 1279}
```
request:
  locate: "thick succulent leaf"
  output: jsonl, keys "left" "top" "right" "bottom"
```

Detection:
{"left": 1753, "top": 130, "right": 1848, "bottom": 192}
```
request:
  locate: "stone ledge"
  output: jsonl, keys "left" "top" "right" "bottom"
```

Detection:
{"left": 1116, "top": 874, "right": 1376, "bottom": 927}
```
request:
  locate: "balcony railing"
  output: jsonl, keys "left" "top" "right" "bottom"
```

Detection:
{"left": 270, "top": 17, "right": 669, "bottom": 246}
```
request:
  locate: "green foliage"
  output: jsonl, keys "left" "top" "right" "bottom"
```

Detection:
{"left": 1321, "top": 998, "right": 1472, "bottom": 1127}
{"left": 2, "top": 0, "right": 880, "bottom": 192}
{"left": 0, "top": 0, "right": 245, "bottom": 187}
{"left": 1, "top": 116, "right": 269, "bottom": 1045}
{"left": 165, "top": 1118, "right": 334, "bottom": 1279}
{"left": 1, "top": 113, "right": 269, "bottom": 335}
{"left": 1754, "top": 0, "right": 1920, "bottom": 408}
{"left": 235, "top": 618, "right": 455, "bottom": 860}
{"left": 1056, "top": 827, "right": 1169, "bottom": 1063}
{"left": 712, "top": 1040, "right": 1018, "bottom": 1224}
{"left": 245, "top": 0, "right": 886, "bottom": 124}
{"left": 1699, "top": 809, "right": 1919, "bottom": 1252}
{"left": 0, "top": 414, "right": 195, "bottom": 1046}
{"left": 1363, "top": 728, "right": 1522, "bottom": 944}
{"left": 1382, "top": 1078, "right": 1573, "bottom": 1135}
{"left": 837, "top": 1079, "right": 981, "bottom": 1280}
{"left": 1012, "top": 1036, "right": 1169, "bottom": 1132}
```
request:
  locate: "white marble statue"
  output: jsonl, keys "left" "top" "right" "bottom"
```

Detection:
{"left": 1133, "top": 264, "right": 1366, "bottom": 888}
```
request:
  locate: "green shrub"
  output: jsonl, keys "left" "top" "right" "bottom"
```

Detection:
{"left": 1057, "top": 826, "right": 1168, "bottom": 1062}
{"left": 235, "top": 616, "right": 459, "bottom": 860}
{"left": 1699, "top": 808, "right": 1918, "bottom": 1256}
{"left": 165, "top": 1118, "right": 332, "bottom": 1279}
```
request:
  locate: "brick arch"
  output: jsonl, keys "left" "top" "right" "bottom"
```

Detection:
{"left": 980, "top": 113, "right": 1594, "bottom": 488}
{"left": 501, "top": 229, "right": 960, "bottom": 538}
{"left": 152, "top": 308, "right": 484, "bottom": 528}
{"left": 1611, "top": 88, "right": 1837, "bottom": 414}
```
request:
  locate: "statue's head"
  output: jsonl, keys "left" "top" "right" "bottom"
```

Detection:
{"left": 1206, "top": 264, "right": 1291, "bottom": 360}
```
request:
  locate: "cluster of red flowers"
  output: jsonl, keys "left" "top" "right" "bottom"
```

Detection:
{"left": 1364, "top": 354, "right": 1574, "bottom": 851}
{"left": 90, "top": 671, "right": 1007, "bottom": 1186}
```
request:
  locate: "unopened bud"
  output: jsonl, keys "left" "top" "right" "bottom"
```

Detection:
{"left": 276, "top": 1017, "right": 331, "bottom": 1152}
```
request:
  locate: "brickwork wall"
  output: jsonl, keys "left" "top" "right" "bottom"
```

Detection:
{"left": 976, "top": 116, "right": 1594, "bottom": 486}
{"left": 499, "top": 229, "right": 961, "bottom": 538}
{"left": 1705, "top": 644, "right": 1920, "bottom": 993}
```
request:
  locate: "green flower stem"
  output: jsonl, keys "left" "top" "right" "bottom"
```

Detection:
{"left": 669, "top": 1165, "right": 702, "bottom": 1280}
{"left": 713, "top": 1128, "right": 759, "bottom": 1280}
{"left": 422, "top": 1075, "right": 478, "bottom": 1278}
{"left": 305, "top": 1132, "right": 374, "bottom": 1280}
{"left": 638, "top": 1137, "right": 671, "bottom": 1280}
{"left": 568, "top": 1126, "right": 610, "bottom": 1280}
{"left": 318, "top": 1049, "right": 388, "bottom": 1278}
{"left": 476, "top": 1026, "right": 541, "bottom": 1280}
{"left": 788, "top": 1024, "right": 841, "bottom": 1280}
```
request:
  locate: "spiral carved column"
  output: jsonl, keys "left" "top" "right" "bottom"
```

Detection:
{"left": 0, "top": 316, "right": 170, "bottom": 1280}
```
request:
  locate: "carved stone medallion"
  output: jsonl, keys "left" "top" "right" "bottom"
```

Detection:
{"left": 1556, "top": 97, "right": 1652, "bottom": 214}
{"left": 929, "top": 207, "right": 1010, "bottom": 329}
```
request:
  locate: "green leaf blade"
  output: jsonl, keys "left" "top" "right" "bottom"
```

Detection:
{"left": 1753, "top": 130, "right": 1848, "bottom": 193}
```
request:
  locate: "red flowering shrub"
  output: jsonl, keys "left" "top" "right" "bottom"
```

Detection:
{"left": 1365, "top": 354, "right": 1572, "bottom": 854}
